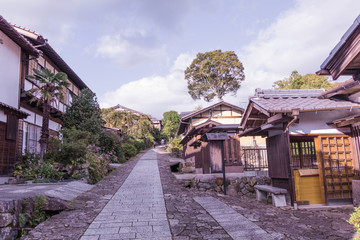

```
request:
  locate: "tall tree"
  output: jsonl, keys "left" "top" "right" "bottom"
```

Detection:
{"left": 161, "top": 111, "right": 181, "bottom": 140}
{"left": 27, "top": 68, "right": 69, "bottom": 159}
{"left": 62, "top": 88, "right": 104, "bottom": 143}
{"left": 185, "top": 50, "right": 245, "bottom": 101}
{"left": 273, "top": 70, "right": 339, "bottom": 90}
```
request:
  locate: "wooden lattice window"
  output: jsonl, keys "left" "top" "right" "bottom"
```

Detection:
{"left": 290, "top": 137, "right": 317, "bottom": 169}
{"left": 319, "top": 136, "right": 353, "bottom": 204}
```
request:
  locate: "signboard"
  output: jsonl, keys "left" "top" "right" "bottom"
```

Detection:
{"left": 205, "top": 133, "right": 229, "bottom": 141}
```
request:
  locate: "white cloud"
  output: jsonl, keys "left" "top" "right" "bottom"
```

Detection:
{"left": 234, "top": 0, "right": 360, "bottom": 105}
{"left": 99, "top": 53, "right": 212, "bottom": 118}
{"left": 95, "top": 29, "right": 167, "bottom": 67}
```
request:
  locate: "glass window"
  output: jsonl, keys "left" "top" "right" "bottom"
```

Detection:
{"left": 26, "top": 123, "right": 41, "bottom": 154}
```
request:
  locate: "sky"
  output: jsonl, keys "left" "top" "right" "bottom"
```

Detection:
{"left": 1, "top": 0, "right": 360, "bottom": 119}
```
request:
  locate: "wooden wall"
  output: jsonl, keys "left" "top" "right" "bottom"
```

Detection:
{"left": 0, "top": 121, "right": 18, "bottom": 175}
{"left": 267, "top": 133, "right": 290, "bottom": 179}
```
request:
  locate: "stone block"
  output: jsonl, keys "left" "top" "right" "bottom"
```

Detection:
{"left": 0, "top": 213, "right": 13, "bottom": 227}
{"left": 271, "top": 194, "right": 287, "bottom": 207}
{"left": 227, "top": 186, "right": 238, "bottom": 196}
{"left": 0, "top": 227, "right": 17, "bottom": 240}
{"left": 0, "top": 200, "right": 15, "bottom": 213}
{"left": 249, "top": 177, "right": 257, "bottom": 187}
{"left": 241, "top": 177, "right": 248, "bottom": 184}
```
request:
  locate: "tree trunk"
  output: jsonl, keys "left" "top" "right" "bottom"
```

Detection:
{"left": 39, "top": 101, "right": 50, "bottom": 160}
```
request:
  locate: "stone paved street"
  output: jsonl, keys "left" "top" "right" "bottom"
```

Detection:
{"left": 22, "top": 147, "right": 357, "bottom": 240}
{"left": 81, "top": 150, "right": 171, "bottom": 240}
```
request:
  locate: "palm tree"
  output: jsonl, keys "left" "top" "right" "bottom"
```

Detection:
{"left": 27, "top": 68, "right": 69, "bottom": 160}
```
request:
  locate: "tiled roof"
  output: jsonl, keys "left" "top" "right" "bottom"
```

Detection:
{"left": 12, "top": 25, "right": 88, "bottom": 90}
{"left": 0, "top": 102, "right": 29, "bottom": 118}
{"left": 180, "top": 101, "right": 244, "bottom": 120}
{"left": 0, "top": 15, "right": 39, "bottom": 56}
{"left": 251, "top": 88, "right": 360, "bottom": 112}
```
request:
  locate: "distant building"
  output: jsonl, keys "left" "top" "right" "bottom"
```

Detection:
{"left": 0, "top": 15, "right": 90, "bottom": 175}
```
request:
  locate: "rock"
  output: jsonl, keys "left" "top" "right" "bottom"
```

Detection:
{"left": 227, "top": 185, "right": 238, "bottom": 196}
{"left": 0, "top": 227, "right": 17, "bottom": 240}
{"left": 256, "top": 177, "right": 265, "bottom": 185}
{"left": 0, "top": 213, "right": 13, "bottom": 227}
{"left": 216, "top": 178, "right": 223, "bottom": 186}
{"left": 7, "top": 178, "right": 17, "bottom": 184}
{"left": 184, "top": 180, "right": 192, "bottom": 188}
{"left": 239, "top": 182, "right": 245, "bottom": 189}
{"left": 197, "top": 182, "right": 213, "bottom": 190}
{"left": 44, "top": 198, "right": 69, "bottom": 211}
{"left": 0, "top": 200, "right": 15, "bottom": 213}
{"left": 241, "top": 188, "right": 249, "bottom": 195}
{"left": 245, "top": 185, "right": 255, "bottom": 193}
{"left": 181, "top": 166, "right": 195, "bottom": 173}
{"left": 241, "top": 177, "right": 248, "bottom": 184}
{"left": 214, "top": 186, "right": 221, "bottom": 192}
{"left": 249, "top": 177, "right": 257, "bottom": 187}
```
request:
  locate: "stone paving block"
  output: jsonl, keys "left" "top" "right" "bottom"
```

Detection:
{"left": 194, "top": 196, "right": 273, "bottom": 240}
{"left": 99, "top": 232, "right": 136, "bottom": 239}
{"left": 80, "top": 235, "right": 100, "bottom": 240}
{"left": 83, "top": 227, "right": 119, "bottom": 235}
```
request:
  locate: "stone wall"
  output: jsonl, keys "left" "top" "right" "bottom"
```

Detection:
{"left": 184, "top": 176, "right": 271, "bottom": 196}
{"left": 0, "top": 197, "right": 68, "bottom": 239}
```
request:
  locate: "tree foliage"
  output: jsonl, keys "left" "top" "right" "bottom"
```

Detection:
{"left": 27, "top": 68, "right": 69, "bottom": 159}
{"left": 273, "top": 70, "right": 339, "bottom": 90}
{"left": 62, "top": 88, "right": 103, "bottom": 142}
{"left": 185, "top": 50, "right": 245, "bottom": 101}
{"left": 161, "top": 111, "right": 181, "bottom": 140}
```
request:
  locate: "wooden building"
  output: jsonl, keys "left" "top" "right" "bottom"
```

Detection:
{"left": 12, "top": 25, "right": 89, "bottom": 155}
{"left": 240, "top": 88, "right": 360, "bottom": 205}
{"left": 178, "top": 101, "right": 247, "bottom": 174}
{"left": 0, "top": 15, "right": 40, "bottom": 175}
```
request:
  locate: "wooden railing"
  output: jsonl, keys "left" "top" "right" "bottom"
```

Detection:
{"left": 242, "top": 147, "right": 268, "bottom": 171}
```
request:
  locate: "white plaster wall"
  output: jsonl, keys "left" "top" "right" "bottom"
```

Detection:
{"left": 0, "top": 110, "right": 6, "bottom": 123}
{"left": 0, "top": 30, "right": 21, "bottom": 107}
{"left": 289, "top": 109, "right": 360, "bottom": 135}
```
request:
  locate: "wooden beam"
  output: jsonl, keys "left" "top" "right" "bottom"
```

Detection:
{"left": 248, "top": 115, "right": 268, "bottom": 121}
{"left": 267, "top": 113, "right": 283, "bottom": 124}
{"left": 253, "top": 104, "right": 270, "bottom": 117}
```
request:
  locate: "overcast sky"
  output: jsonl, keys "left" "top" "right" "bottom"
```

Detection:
{"left": 2, "top": 0, "right": 360, "bottom": 118}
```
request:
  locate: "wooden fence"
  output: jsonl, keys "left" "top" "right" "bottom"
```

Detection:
{"left": 242, "top": 147, "right": 268, "bottom": 171}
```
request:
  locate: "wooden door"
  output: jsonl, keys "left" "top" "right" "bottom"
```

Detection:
{"left": 318, "top": 135, "right": 354, "bottom": 205}
{"left": 210, "top": 141, "right": 222, "bottom": 173}
{"left": 223, "top": 135, "right": 241, "bottom": 166}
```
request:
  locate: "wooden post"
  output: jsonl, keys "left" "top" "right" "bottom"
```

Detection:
{"left": 221, "top": 140, "right": 226, "bottom": 195}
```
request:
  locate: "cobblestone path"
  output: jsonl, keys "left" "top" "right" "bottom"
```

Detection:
{"left": 194, "top": 196, "right": 280, "bottom": 240}
{"left": 81, "top": 149, "right": 171, "bottom": 240}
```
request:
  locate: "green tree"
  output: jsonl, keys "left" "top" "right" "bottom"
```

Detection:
{"left": 273, "top": 70, "right": 339, "bottom": 90}
{"left": 185, "top": 50, "right": 245, "bottom": 101}
{"left": 62, "top": 88, "right": 103, "bottom": 143}
{"left": 161, "top": 111, "right": 180, "bottom": 140}
{"left": 27, "top": 68, "right": 69, "bottom": 160}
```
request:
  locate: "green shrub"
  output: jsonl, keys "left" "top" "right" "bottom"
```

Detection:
{"left": 30, "top": 195, "right": 47, "bottom": 227}
{"left": 169, "top": 137, "right": 183, "bottom": 153}
{"left": 121, "top": 143, "right": 137, "bottom": 160}
{"left": 98, "top": 130, "right": 125, "bottom": 163}
{"left": 37, "top": 163, "right": 63, "bottom": 180}
{"left": 348, "top": 206, "right": 360, "bottom": 238}
{"left": 133, "top": 139, "right": 145, "bottom": 152}
{"left": 87, "top": 152, "right": 110, "bottom": 184}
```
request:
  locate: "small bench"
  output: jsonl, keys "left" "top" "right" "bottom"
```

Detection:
{"left": 254, "top": 185, "right": 287, "bottom": 207}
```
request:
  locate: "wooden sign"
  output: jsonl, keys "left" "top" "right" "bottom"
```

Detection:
{"left": 205, "top": 133, "right": 229, "bottom": 141}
